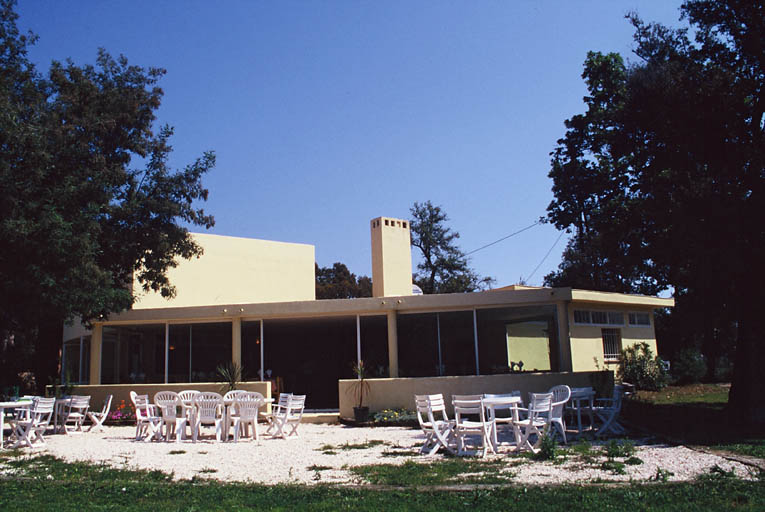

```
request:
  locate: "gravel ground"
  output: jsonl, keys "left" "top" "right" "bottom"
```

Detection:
{"left": 2, "top": 424, "right": 756, "bottom": 485}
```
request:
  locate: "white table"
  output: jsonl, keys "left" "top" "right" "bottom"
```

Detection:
{"left": 569, "top": 388, "right": 595, "bottom": 436}
{"left": 0, "top": 400, "right": 33, "bottom": 449}
{"left": 482, "top": 395, "right": 522, "bottom": 452}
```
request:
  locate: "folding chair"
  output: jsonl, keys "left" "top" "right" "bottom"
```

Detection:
{"left": 9, "top": 397, "right": 55, "bottom": 449}
{"left": 515, "top": 392, "right": 553, "bottom": 453}
{"left": 87, "top": 394, "right": 113, "bottom": 432}
{"left": 62, "top": 395, "right": 90, "bottom": 434}
{"left": 594, "top": 384, "right": 628, "bottom": 437}
{"left": 266, "top": 394, "right": 305, "bottom": 438}
{"left": 414, "top": 394, "right": 455, "bottom": 456}
{"left": 452, "top": 395, "right": 494, "bottom": 457}
{"left": 130, "top": 391, "right": 162, "bottom": 442}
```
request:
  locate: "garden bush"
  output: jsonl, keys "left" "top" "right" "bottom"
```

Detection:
{"left": 618, "top": 342, "right": 669, "bottom": 391}
{"left": 671, "top": 348, "right": 706, "bottom": 384}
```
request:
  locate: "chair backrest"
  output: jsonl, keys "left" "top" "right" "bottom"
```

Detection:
{"left": 286, "top": 394, "right": 306, "bottom": 418}
{"left": 154, "top": 391, "right": 182, "bottom": 419}
{"left": 178, "top": 390, "right": 200, "bottom": 403}
{"left": 130, "top": 392, "right": 151, "bottom": 420}
{"left": 33, "top": 397, "right": 55, "bottom": 424}
{"left": 224, "top": 390, "right": 247, "bottom": 401}
{"left": 100, "top": 394, "right": 114, "bottom": 415}
{"left": 193, "top": 392, "right": 223, "bottom": 421}
{"left": 548, "top": 385, "right": 571, "bottom": 419}
{"left": 70, "top": 395, "right": 90, "bottom": 410}
{"left": 528, "top": 392, "right": 554, "bottom": 420}
{"left": 452, "top": 394, "right": 486, "bottom": 423}
{"left": 611, "top": 385, "right": 625, "bottom": 411}
{"left": 414, "top": 394, "right": 449, "bottom": 427}
{"left": 235, "top": 392, "right": 264, "bottom": 420}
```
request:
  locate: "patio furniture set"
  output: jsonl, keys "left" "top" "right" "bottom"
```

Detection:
{"left": 0, "top": 394, "right": 112, "bottom": 449}
{"left": 130, "top": 390, "right": 306, "bottom": 443}
{"left": 415, "top": 384, "right": 628, "bottom": 457}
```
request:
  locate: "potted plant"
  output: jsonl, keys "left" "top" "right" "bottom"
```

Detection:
{"left": 348, "top": 360, "right": 371, "bottom": 423}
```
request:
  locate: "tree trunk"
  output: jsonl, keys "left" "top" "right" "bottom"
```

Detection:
{"left": 727, "top": 303, "right": 765, "bottom": 427}
{"left": 32, "top": 317, "right": 64, "bottom": 395}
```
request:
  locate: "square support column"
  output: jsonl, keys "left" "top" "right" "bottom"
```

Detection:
{"left": 89, "top": 324, "right": 102, "bottom": 385}
{"left": 232, "top": 317, "right": 242, "bottom": 366}
{"left": 387, "top": 311, "right": 399, "bottom": 378}
{"left": 556, "top": 301, "right": 573, "bottom": 372}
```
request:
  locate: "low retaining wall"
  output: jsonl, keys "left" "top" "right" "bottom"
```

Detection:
{"left": 338, "top": 371, "right": 612, "bottom": 419}
{"left": 64, "top": 381, "right": 272, "bottom": 414}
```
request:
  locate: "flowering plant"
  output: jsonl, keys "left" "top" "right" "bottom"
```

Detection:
{"left": 107, "top": 399, "right": 136, "bottom": 422}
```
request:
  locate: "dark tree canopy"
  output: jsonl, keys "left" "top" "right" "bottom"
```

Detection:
{"left": 409, "top": 201, "right": 494, "bottom": 294}
{"left": 0, "top": 0, "right": 215, "bottom": 390}
{"left": 545, "top": 0, "right": 764, "bottom": 423}
{"left": 315, "top": 263, "right": 372, "bottom": 299}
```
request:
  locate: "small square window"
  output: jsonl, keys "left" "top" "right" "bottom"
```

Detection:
{"left": 385, "top": 219, "right": 389, "bottom": 226}
{"left": 403, "top": 222, "right": 407, "bottom": 228}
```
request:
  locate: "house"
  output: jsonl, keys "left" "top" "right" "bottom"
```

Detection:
{"left": 62, "top": 217, "right": 673, "bottom": 414}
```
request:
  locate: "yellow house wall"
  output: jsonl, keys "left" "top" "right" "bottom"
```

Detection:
{"left": 505, "top": 322, "right": 551, "bottom": 371}
{"left": 132, "top": 233, "right": 315, "bottom": 309}
{"left": 568, "top": 305, "right": 658, "bottom": 372}
{"left": 338, "top": 371, "right": 612, "bottom": 418}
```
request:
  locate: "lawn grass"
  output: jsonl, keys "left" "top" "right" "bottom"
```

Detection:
{"left": 0, "top": 453, "right": 763, "bottom": 511}
{"left": 624, "top": 383, "right": 764, "bottom": 459}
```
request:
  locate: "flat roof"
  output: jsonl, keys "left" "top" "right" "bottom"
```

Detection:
{"left": 94, "top": 286, "right": 672, "bottom": 325}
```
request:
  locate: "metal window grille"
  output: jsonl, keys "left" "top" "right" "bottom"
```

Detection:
{"left": 601, "top": 328, "right": 622, "bottom": 361}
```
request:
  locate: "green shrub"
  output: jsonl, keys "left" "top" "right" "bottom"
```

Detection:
{"left": 533, "top": 433, "right": 557, "bottom": 461}
{"left": 372, "top": 408, "right": 417, "bottom": 426}
{"left": 671, "top": 348, "right": 706, "bottom": 384}
{"left": 605, "top": 439, "right": 636, "bottom": 459}
{"left": 618, "top": 342, "right": 669, "bottom": 391}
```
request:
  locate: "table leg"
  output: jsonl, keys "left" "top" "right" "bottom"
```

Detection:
{"left": 576, "top": 400, "right": 583, "bottom": 435}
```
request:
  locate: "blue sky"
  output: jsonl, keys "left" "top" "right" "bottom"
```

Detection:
{"left": 17, "top": 1, "right": 686, "bottom": 287}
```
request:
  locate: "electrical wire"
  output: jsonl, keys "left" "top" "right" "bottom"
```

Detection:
{"left": 524, "top": 229, "right": 566, "bottom": 283}
{"left": 465, "top": 220, "right": 542, "bottom": 256}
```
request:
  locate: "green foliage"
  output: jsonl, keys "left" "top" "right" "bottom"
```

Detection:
{"left": 373, "top": 408, "right": 418, "bottom": 426}
{"left": 347, "top": 360, "right": 371, "bottom": 408}
{"left": 315, "top": 262, "right": 372, "bottom": 299}
{"left": 543, "top": 0, "right": 765, "bottom": 423}
{"left": 216, "top": 362, "right": 243, "bottom": 393}
{"left": 409, "top": 201, "right": 494, "bottom": 294}
{"left": 672, "top": 348, "right": 707, "bottom": 385}
{"left": 0, "top": 0, "right": 215, "bottom": 391}
{"left": 653, "top": 467, "right": 674, "bottom": 483}
{"left": 625, "top": 456, "right": 643, "bottom": 466}
{"left": 533, "top": 433, "right": 558, "bottom": 461}
{"left": 351, "top": 459, "right": 510, "bottom": 486}
{"left": 605, "top": 439, "right": 636, "bottom": 459}
{"left": 600, "top": 460, "right": 626, "bottom": 475}
{"left": 619, "top": 342, "right": 669, "bottom": 391}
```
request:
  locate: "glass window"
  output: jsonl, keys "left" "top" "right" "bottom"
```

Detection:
{"left": 168, "top": 322, "right": 232, "bottom": 383}
{"left": 101, "top": 325, "right": 165, "bottom": 384}
{"left": 591, "top": 311, "right": 609, "bottom": 324}
{"left": 608, "top": 312, "right": 624, "bottom": 325}
{"left": 62, "top": 337, "right": 89, "bottom": 384}
{"left": 601, "top": 328, "right": 622, "bottom": 361}
{"left": 241, "top": 320, "right": 262, "bottom": 381}
{"left": 629, "top": 312, "right": 651, "bottom": 326}
{"left": 573, "top": 310, "right": 591, "bottom": 324}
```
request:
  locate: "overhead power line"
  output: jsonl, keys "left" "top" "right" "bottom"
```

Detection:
{"left": 524, "top": 229, "right": 566, "bottom": 284}
{"left": 465, "top": 220, "right": 542, "bottom": 256}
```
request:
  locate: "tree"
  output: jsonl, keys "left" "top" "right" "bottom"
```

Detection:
{"left": 409, "top": 201, "right": 494, "bottom": 294}
{"left": 545, "top": 0, "right": 764, "bottom": 424}
{"left": 0, "top": 0, "right": 215, "bottom": 391}
{"left": 315, "top": 263, "right": 372, "bottom": 299}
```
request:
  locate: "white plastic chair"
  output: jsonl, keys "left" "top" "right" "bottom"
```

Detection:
{"left": 229, "top": 392, "right": 265, "bottom": 442}
{"left": 130, "top": 391, "right": 161, "bottom": 441}
{"left": 452, "top": 395, "right": 494, "bottom": 457}
{"left": 547, "top": 385, "right": 572, "bottom": 444}
{"left": 515, "top": 392, "right": 553, "bottom": 453}
{"left": 154, "top": 391, "right": 187, "bottom": 442}
{"left": 414, "top": 394, "right": 455, "bottom": 456}
{"left": 178, "top": 390, "right": 200, "bottom": 437}
{"left": 62, "top": 395, "right": 91, "bottom": 434}
{"left": 594, "top": 384, "right": 628, "bottom": 437}
{"left": 260, "top": 392, "right": 291, "bottom": 424}
{"left": 87, "top": 394, "right": 113, "bottom": 432}
{"left": 266, "top": 394, "right": 305, "bottom": 439}
{"left": 192, "top": 392, "right": 225, "bottom": 442}
{"left": 9, "top": 397, "right": 55, "bottom": 448}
